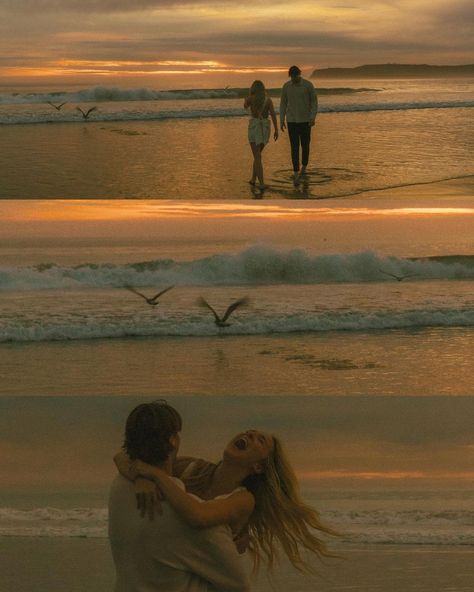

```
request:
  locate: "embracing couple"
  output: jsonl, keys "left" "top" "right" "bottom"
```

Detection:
{"left": 109, "top": 401, "right": 336, "bottom": 591}
{"left": 245, "top": 65, "right": 318, "bottom": 190}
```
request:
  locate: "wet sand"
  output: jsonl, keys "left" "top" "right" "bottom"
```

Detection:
{"left": 2, "top": 328, "right": 474, "bottom": 396}
{"left": 1, "top": 537, "right": 472, "bottom": 592}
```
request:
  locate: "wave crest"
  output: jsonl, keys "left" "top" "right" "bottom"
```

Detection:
{"left": 1, "top": 247, "right": 474, "bottom": 292}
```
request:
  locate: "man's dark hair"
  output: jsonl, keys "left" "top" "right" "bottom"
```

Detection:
{"left": 123, "top": 401, "right": 182, "bottom": 465}
{"left": 288, "top": 65, "right": 301, "bottom": 77}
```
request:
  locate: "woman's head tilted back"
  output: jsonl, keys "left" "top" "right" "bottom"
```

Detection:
{"left": 123, "top": 401, "right": 182, "bottom": 465}
{"left": 241, "top": 433, "right": 337, "bottom": 572}
{"left": 183, "top": 428, "right": 337, "bottom": 572}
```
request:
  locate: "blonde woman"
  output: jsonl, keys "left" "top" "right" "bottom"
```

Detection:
{"left": 121, "top": 428, "right": 337, "bottom": 573}
{"left": 244, "top": 80, "right": 278, "bottom": 190}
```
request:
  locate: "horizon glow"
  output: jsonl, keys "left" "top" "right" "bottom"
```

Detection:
{"left": 1, "top": 0, "right": 473, "bottom": 87}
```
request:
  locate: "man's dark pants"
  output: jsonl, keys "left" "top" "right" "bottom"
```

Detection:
{"left": 287, "top": 122, "right": 311, "bottom": 172}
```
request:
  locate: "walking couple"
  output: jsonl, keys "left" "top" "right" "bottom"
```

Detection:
{"left": 109, "top": 401, "right": 336, "bottom": 591}
{"left": 246, "top": 65, "right": 318, "bottom": 190}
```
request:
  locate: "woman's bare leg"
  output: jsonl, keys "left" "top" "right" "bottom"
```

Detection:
{"left": 249, "top": 158, "right": 257, "bottom": 185}
{"left": 250, "top": 143, "right": 267, "bottom": 188}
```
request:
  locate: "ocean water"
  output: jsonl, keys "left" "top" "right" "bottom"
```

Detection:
{"left": 2, "top": 490, "right": 473, "bottom": 546}
{"left": 2, "top": 247, "right": 474, "bottom": 342}
{"left": 1, "top": 78, "right": 473, "bottom": 198}
{"left": 1, "top": 245, "right": 474, "bottom": 394}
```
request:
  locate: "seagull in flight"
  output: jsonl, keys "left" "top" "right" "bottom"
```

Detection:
{"left": 47, "top": 101, "right": 67, "bottom": 111}
{"left": 378, "top": 269, "right": 417, "bottom": 282}
{"left": 76, "top": 106, "right": 98, "bottom": 119}
{"left": 197, "top": 297, "right": 249, "bottom": 327}
{"left": 125, "top": 285, "right": 174, "bottom": 306}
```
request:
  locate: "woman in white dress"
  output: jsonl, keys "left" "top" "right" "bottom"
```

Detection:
{"left": 244, "top": 80, "right": 278, "bottom": 190}
{"left": 124, "top": 429, "right": 337, "bottom": 574}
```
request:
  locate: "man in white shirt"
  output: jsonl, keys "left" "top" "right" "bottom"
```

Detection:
{"left": 108, "top": 402, "right": 249, "bottom": 592}
{"left": 279, "top": 65, "right": 318, "bottom": 179}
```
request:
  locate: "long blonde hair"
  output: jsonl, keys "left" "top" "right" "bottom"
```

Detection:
{"left": 248, "top": 80, "right": 267, "bottom": 117}
{"left": 182, "top": 438, "right": 338, "bottom": 573}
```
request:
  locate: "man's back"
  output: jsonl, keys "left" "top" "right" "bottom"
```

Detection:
{"left": 108, "top": 475, "right": 249, "bottom": 592}
{"left": 280, "top": 78, "right": 317, "bottom": 123}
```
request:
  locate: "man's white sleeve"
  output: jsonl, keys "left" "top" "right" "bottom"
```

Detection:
{"left": 280, "top": 84, "right": 288, "bottom": 121}
{"left": 309, "top": 82, "right": 318, "bottom": 120}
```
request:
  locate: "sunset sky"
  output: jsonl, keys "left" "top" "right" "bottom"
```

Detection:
{"left": 2, "top": 0, "right": 473, "bottom": 87}
{"left": 2, "top": 396, "right": 473, "bottom": 492}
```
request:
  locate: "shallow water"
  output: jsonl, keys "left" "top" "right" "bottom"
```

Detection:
{"left": 2, "top": 326, "right": 474, "bottom": 395}
{"left": 2, "top": 108, "right": 472, "bottom": 199}
{"left": 1, "top": 78, "right": 473, "bottom": 199}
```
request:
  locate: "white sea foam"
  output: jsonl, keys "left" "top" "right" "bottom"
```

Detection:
{"left": 0, "top": 248, "right": 473, "bottom": 292}
{"left": 2, "top": 309, "right": 474, "bottom": 343}
{"left": 1, "top": 506, "right": 472, "bottom": 544}
{"left": 1, "top": 248, "right": 473, "bottom": 342}
{"left": 0, "top": 85, "right": 378, "bottom": 106}
{"left": 1, "top": 99, "right": 472, "bottom": 125}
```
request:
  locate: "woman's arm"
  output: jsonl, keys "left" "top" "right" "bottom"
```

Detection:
{"left": 114, "top": 449, "right": 135, "bottom": 480}
{"left": 114, "top": 450, "right": 198, "bottom": 480}
{"left": 244, "top": 96, "right": 251, "bottom": 109}
{"left": 114, "top": 450, "right": 163, "bottom": 519}
{"left": 269, "top": 99, "right": 278, "bottom": 140}
{"left": 132, "top": 460, "right": 254, "bottom": 529}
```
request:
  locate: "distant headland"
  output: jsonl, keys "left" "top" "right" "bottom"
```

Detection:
{"left": 311, "top": 64, "right": 474, "bottom": 78}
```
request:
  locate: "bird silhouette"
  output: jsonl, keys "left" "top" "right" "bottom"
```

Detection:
{"left": 125, "top": 285, "right": 174, "bottom": 305}
{"left": 76, "top": 106, "right": 98, "bottom": 119}
{"left": 47, "top": 101, "right": 67, "bottom": 111}
{"left": 378, "top": 269, "right": 417, "bottom": 282}
{"left": 197, "top": 297, "right": 248, "bottom": 327}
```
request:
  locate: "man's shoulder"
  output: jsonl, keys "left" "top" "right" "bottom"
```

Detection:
{"left": 302, "top": 78, "right": 315, "bottom": 88}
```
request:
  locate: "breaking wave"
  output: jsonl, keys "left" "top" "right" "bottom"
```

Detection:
{"left": 0, "top": 85, "right": 378, "bottom": 106}
{"left": 1, "top": 248, "right": 474, "bottom": 292}
{"left": 0, "top": 84, "right": 472, "bottom": 124}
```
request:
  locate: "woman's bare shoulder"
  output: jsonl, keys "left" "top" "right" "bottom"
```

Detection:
{"left": 173, "top": 456, "right": 198, "bottom": 477}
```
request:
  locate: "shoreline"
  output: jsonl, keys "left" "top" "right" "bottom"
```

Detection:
{"left": 1, "top": 536, "right": 472, "bottom": 592}
{"left": 0, "top": 173, "right": 472, "bottom": 204}
{"left": 351, "top": 174, "right": 474, "bottom": 202}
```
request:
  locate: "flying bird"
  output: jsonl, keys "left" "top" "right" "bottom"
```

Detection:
{"left": 378, "top": 269, "right": 417, "bottom": 282}
{"left": 47, "top": 101, "right": 67, "bottom": 111}
{"left": 125, "top": 285, "right": 174, "bottom": 306}
{"left": 197, "top": 297, "right": 249, "bottom": 327}
{"left": 76, "top": 106, "right": 98, "bottom": 119}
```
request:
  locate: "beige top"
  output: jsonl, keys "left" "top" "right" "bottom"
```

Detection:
{"left": 279, "top": 78, "right": 318, "bottom": 123}
{"left": 108, "top": 475, "right": 249, "bottom": 592}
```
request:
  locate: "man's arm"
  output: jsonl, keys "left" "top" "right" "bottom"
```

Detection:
{"left": 308, "top": 81, "right": 318, "bottom": 124}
